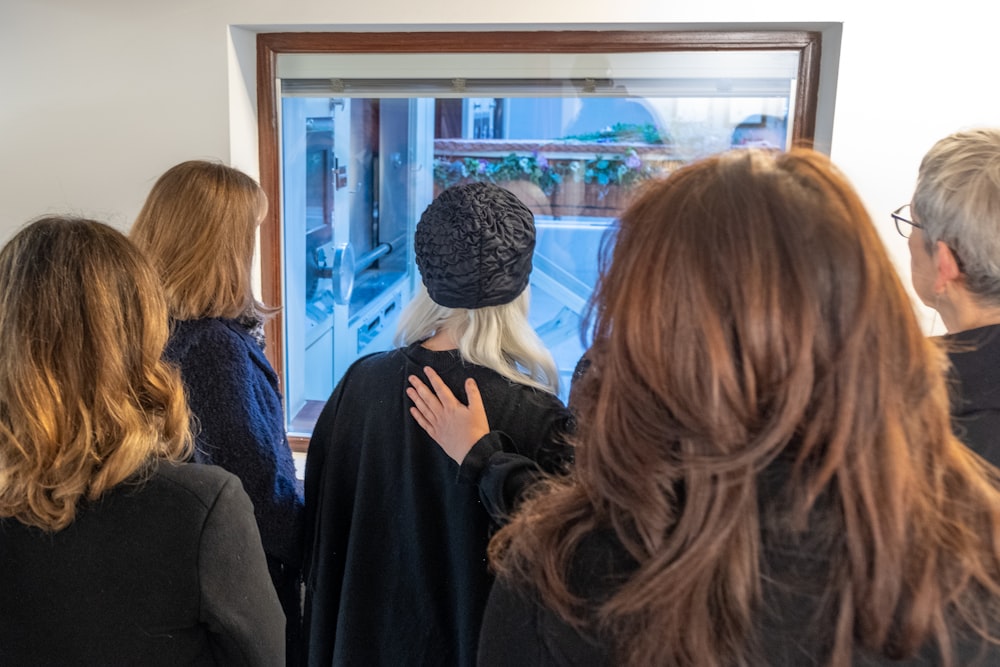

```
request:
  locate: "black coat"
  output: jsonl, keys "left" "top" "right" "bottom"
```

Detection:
{"left": 302, "top": 344, "right": 571, "bottom": 667}
{"left": 0, "top": 462, "right": 285, "bottom": 666}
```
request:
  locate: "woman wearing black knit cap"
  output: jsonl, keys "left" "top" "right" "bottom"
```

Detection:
{"left": 301, "top": 182, "right": 574, "bottom": 667}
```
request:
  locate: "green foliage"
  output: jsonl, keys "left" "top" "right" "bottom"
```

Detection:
{"left": 432, "top": 153, "right": 562, "bottom": 195}
{"left": 581, "top": 149, "right": 651, "bottom": 188}
{"left": 561, "top": 122, "right": 670, "bottom": 145}
{"left": 433, "top": 148, "right": 653, "bottom": 194}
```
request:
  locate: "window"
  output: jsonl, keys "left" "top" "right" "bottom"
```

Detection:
{"left": 256, "top": 30, "right": 822, "bottom": 445}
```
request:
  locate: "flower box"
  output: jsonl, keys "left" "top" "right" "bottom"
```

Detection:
{"left": 433, "top": 139, "right": 682, "bottom": 219}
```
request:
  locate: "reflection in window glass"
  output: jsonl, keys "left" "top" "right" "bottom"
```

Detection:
{"left": 279, "top": 53, "right": 799, "bottom": 436}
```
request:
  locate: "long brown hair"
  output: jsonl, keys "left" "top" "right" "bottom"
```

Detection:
{"left": 130, "top": 159, "right": 270, "bottom": 321}
{"left": 0, "top": 217, "right": 192, "bottom": 531}
{"left": 490, "top": 149, "right": 1000, "bottom": 666}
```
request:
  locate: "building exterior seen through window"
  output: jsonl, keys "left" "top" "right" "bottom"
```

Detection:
{"left": 275, "top": 47, "right": 805, "bottom": 437}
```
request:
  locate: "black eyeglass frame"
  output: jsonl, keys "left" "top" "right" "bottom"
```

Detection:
{"left": 893, "top": 203, "right": 967, "bottom": 274}
{"left": 891, "top": 204, "right": 921, "bottom": 239}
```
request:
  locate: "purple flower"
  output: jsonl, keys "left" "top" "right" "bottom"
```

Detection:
{"left": 625, "top": 154, "right": 642, "bottom": 169}
{"left": 477, "top": 160, "right": 488, "bottom": 174}
{"left": 535, "top": 152, "right": 549, "bottom": 169}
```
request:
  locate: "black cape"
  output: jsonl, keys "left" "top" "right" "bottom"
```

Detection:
{"left": 302, "top": 344, "right": 571, "bottom": 666}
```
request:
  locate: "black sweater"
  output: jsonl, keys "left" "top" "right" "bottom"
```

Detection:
{"left": 302, "top": 344, "right": 572, "bottom": 667}
{"left": 479, "top": 495, "right": 1000, "bottom": 666}
{"left": 945, "top": 324, "right": 1000, "bottom": 465}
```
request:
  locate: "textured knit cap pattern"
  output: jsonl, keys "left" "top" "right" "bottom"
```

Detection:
{"left": 415, "top": 181, "right": 535, "bottom": 309}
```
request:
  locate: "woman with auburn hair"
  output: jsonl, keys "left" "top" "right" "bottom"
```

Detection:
{"left": 410, "top": 149, "right": 1000, "bottom": 666}
{"left": 131, "top": 160, "right": 303, "bottom": 662}
{"left": 0, "top": 217, "right": 283, "bottom": 665}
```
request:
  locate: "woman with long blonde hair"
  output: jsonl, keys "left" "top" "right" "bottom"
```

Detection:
{"left": 0, "top": 216, "right": 283, "bottom": 665}
{"left": 131, "top": 159, "right": 304, "bottom": 663}
{"left": 302, "top": 182, "right": 573, "bottom": 666}
{"left": 412, "top": 149, "right": 1000, "bottom": 666}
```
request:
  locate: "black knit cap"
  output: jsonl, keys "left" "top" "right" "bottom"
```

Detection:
{"left": 415, "top": 181, "right": 535, "bottom": 309}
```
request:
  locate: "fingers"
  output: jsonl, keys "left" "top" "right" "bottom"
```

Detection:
{"left": 405, "top": 386, "right": 434, "bottom": 423}
{"left": 465, "top": 378, "right": 484, "bottom": 413}
{"left": 409, "top": 406, "right": 433, "bottom": 434}
{"left": 407, "top": 367, "right": 479, "bottom": 431}
{"left": 464, "top": 378, "right": 491, "bottom": 436}
{"left": 407, "top": 374, "right": 441, "bottom": 414}
{"left": 406, "top": 368, "right": 487, "bottom": 465}
{"left": 424, "top": 366, "right": 460, "bottom": 407}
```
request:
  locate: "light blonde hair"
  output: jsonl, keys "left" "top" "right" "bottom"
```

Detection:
{"left": 395, "top": 284, "right": 559, "bottom": 394}
{"left": 0, "top": 217, "right": 193, "bottom": 532}
{"left": 130, "top": 159, "right": 270, "bottom": 321}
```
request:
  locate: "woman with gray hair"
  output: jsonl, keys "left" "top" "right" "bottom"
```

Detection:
{"left": 900, "top": 127, "right": 1000, "bottom": 463}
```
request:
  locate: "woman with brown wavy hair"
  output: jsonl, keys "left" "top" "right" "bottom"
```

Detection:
{"left": 0, "top": 217, "right": 283, "bottom": 665}
{"left": 410, "top": 149, "right": 1000, "bottom": 666}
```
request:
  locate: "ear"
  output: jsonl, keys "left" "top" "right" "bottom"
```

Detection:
{"left": 933, "top": 240, "right": 962, "bottom": 293}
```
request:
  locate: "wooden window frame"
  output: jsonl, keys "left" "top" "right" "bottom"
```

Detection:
{"left": 256, "top": 29, "right": 822, "bottom": 448}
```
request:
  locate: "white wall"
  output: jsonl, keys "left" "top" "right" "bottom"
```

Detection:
{"left": 2, "top": 0, "right": 998, "bottom": 330}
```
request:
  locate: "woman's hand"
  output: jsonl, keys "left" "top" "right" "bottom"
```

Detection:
{"left": 407, "top": 366, "right": 489, "bottom": 464}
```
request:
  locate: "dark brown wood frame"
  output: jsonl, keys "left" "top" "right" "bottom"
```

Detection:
{"left": 256, "top": 29, "right": 822, "bottom": 447}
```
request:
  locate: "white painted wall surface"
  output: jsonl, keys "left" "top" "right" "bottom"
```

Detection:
{"left": 1, "top": 1, "right": 998, "bottom": 329}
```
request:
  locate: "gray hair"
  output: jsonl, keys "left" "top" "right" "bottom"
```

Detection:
{"left": 912, "top": 127, "right": 1000, "bottom": 304}
{"left": 395, "top": 284, "right": 559, "bottom": 395}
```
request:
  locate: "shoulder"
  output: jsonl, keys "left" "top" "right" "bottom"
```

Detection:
{"left": 170, "top": 317, "right": 237, "bottom": 342}
{"left": 141, "top": 461, "right": 243, "bottom": 511}
{"left": 166, "top": 319, "right": 278, "bottom": 390}
{"left": 309, "top": 350, "right": 404, "bottom": 430}
{"left": 166, "top": 318, "right": 251, "bottom": 360}
{"left": 350, "top": 348, "right": 405, "bottom": 374}
{"left": 479, "top": 378, "right": 571, "bottom": 437}
{"left": 333, "top": 348, "right": 411, "bottom": 394}
{"left": 944, "top": 324, "right": 1000, "bottom": 374}
{"left": 567, "top": 529, "right": 637, "bottom": 600}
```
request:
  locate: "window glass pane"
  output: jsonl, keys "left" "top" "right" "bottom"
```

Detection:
{"left": 279, "top": 52, "right": 798, "bottom": 436}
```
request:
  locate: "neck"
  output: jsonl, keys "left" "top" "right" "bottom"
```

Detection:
{"left": 937, "top": 287, "right": 1000, "bottom": 333}
{"left": 420, "top": 329, "right": 460, "bottom": 351}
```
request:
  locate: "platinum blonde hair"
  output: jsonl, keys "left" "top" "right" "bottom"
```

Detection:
{"left": 913, "top": 127, "right": 1000, "bottom": 304}
{"left": 395, "top": 284, "right": 559, "bottom": 395}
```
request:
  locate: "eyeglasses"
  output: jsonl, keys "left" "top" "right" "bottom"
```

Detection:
{"left": 891, "top": 204, "right": 922, "bottom": 239}
{"left": 892, "top": 204, "right": 967, "bottom": 273}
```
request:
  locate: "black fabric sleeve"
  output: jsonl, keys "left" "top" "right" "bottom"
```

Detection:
{"left": 457, "top": 432, "right": 507, "bottom": 484}
{"left": 198, "top": 474, "right": 286, "bottom": 666}
{"left": 457, "top": 420, "right": 575, "bottom": 523}
{"left": 457, "top": 432, "right": 548, "bottom": 520}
